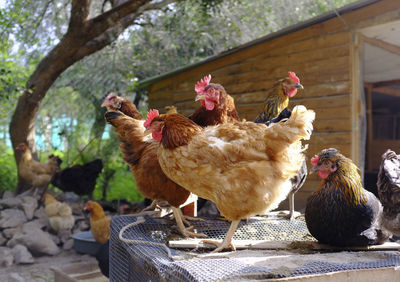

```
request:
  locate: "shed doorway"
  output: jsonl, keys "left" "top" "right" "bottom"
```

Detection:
{"left": 359, "top": 19, "right": 400, "bottom": 192}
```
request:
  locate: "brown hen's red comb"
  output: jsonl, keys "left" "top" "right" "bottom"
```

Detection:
{"left": 288, "top": 72, "right": 300, "bottom": 83}
{"left": 311, "top": 155, "right": 319, "bottom": 167}
{"left": 195, "top": 74, "right": 211, "bottom": 95}
{"left": 144, "top": 109, "right": 159, "bottom": 128}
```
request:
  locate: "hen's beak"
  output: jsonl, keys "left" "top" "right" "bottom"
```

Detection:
{"left": 101, "top": 101, "right": 109, "bottom": 107}
{"left": 310, "top": 166, "right": 319, "bottom": 174}
{"left": 143, "top": 128, "right": 152, "bottom": 136}
{"left": 295, "top": 83, "right": 304, "bottom": 89}
{"left": 195, "top": 94, "right": 205, "bottom": 101}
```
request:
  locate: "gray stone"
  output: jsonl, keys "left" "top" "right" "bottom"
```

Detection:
{"left": 62, "top": 239, "right": 74, "bottom": 250}
{"left": 11, "top": 244, "right": 34, "bottom": 264}
{"left": 2, "top": 190, "right": 14, "bottom": 199}
{"left": 0, "top": 198, "right": 22, "bottom": 209}
{"left": 33, "top": 206, "right": 49, "bottom": 227}
{"left": 3, "top": 227, "right": 22, "bottom": 239}
{"left": 7, "top": 227, "right": 60, "bottom": 256}
{"left": 8, "top": 273, "right": 26, "bottom": 282}
{"left": 50, "top": 234, "right": 61, "bottom": 245}
{"left": 6, "top": 233, "right": 23, "bottom": 248}
{"left": 73, "top": 220, "right": 89, "bottom": 234}
{"left": 0, "top": 209, "right": 27, "bottom": 228}
{"left": 22, "top": 219, "right": 46, "bottom": 230}
{"left": 58, "top": 229, "right": 72, "bottom": 244}
{"left": 19, "top": 196, "right": 38, "bottom": 220}
{"left": 0, "top": 232, "right": 6, "bottom": 246}
{"left": 0, "top": 247, "right": 14, "bottom": 266}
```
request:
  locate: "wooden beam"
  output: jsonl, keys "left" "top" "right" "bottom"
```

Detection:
{"left": 362, "top": 35, "right": 400, "bottom": 56}
{"left": 169, "top": 239, "right": 400, "bottom": 251}
{"left": 350, "top": 32, "right": 361, "bottom": 165}
{"left": 372, "top": 79, "right": 400, "bottom": 88}
{"left": 373, "top": 86, "right": 400, "bottom": 98}
{"left": 365, "top": 84, "right": 373, "bottom": 171}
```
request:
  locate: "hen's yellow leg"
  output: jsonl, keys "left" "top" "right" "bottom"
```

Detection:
{"left": 202, "top": 220, "right": 240, "bottom": 252}
{"left": 172, "top": 207, "right": 207, "bottom": 238}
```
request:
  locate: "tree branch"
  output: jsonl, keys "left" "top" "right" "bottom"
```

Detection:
{"left": 68, "top": 0, "right": 90, "bottom": 31}
{"left": 74, "top": 10, "right": 142, "bottom": 60}
{"left": 85, "top": 0, "right": 151, "bottom": 38}
{"left": 138, "top": 0, "right": 180, "bottom": 13}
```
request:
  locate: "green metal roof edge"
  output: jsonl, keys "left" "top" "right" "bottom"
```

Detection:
{"left": 139, "top": 0, "right": 380, "bottom": 88}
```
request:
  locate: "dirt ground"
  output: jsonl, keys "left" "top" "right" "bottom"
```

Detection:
{"left": 0, "top": 249, "right": 101, "bottom": 282}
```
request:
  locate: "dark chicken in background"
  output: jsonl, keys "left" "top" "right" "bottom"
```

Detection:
{"left": 102, "top": 93, "right": 205, "bottom": 238}
{"left": 51, "top": 159, "right": 103, "bottom": 198}
{"left": 377, "top": 149, "right": 400, "bottom": 237}
{"left": 305, "top": 148, "right": 390, "bottom": 246}
{"left": 254, "top": 72, "right": 306, "bottom": 220}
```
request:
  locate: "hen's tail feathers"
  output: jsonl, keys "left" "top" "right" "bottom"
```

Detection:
{"left": 286, "top": 105, "right": 315, "bottom": 141}
{"left": 264, "top": 105, "right": 315, "bottom": 153}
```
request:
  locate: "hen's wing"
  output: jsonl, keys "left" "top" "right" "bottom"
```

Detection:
{"left": 24, "top": 160, "right": 53, "bottom": 175}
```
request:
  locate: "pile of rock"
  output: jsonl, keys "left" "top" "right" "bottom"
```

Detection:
{"left": 0, "top": 190, "right": 89, "bottom": 266}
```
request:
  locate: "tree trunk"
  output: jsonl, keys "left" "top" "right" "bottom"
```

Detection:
{"left": 8, "top": 0, "right": 163, "bottom": 194}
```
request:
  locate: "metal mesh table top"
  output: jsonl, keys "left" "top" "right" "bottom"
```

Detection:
{"left": 109, "top": 214, "right": 400, "bottom": 281}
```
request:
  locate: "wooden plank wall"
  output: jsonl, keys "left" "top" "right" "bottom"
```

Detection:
{"left": 148, "top": 31, "right": 352, "bottom": 211}
{"left": 147, "top": 0, "right": 400, "bottom": 211}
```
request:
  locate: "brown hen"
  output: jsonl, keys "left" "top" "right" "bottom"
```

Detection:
{"left": 102, "top": 94, "right": 204, "bottom": 238}
{"left": 188, "top": 74, "right": 239, "bottom": 126}
{"left": 144, "top": 105, "right": 314, "bottom": 252}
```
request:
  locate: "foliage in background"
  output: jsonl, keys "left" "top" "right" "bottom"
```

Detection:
{"left": 0, "top": 142, "right": 17, "bottom": 191}
{"left": 0, "top": 0, "right": 357, "bottom": 199}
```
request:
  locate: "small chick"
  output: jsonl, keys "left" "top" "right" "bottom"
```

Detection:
{"left": 43, "top": 193, "right": 75, "bottom": 234}
{"left": 84, "top": 201, "right": 111, "bottom": 244}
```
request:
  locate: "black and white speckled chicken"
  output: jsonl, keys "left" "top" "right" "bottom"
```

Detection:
{"left": 377, "top": 149, "right": 400, "bottom": 237}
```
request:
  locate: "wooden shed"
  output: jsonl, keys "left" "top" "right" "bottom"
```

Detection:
{"left": 141, "top": 0, "right": 400, "bottom": 211}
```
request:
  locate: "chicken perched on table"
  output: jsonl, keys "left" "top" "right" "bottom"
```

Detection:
{"left": 51, "top": 159, "right": 103, "bottom": 198}
{"left": 189, "top": 75, "right": 241, "bottom": 215}
{"left": 254, "top": 71, "right": 303, "bottom": 123}
{"left": 305, "top": 148, "right": 389, "bottom": 246}
{"left": 142, "top": 105, "right": 314, "bottom": 252}
{"left": 377, "top": 149, "right": 400, "bottom": 237}
{"left": 84, "top": 201, "right": 111, "bottom": 244}
{"left": 16, "top": 143, "right": 61, "bottom": 189}
{"left": 188, "top": 74, "right": 239, "bottom": 126}
{"left": 43, "top": 193, "right": 75, "bottom": 234}
{"left": 102, "top": 93, "right": 204, "bottom": 238}
{"left": 254, "top": 72, "right": 305, "bottom": 220}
